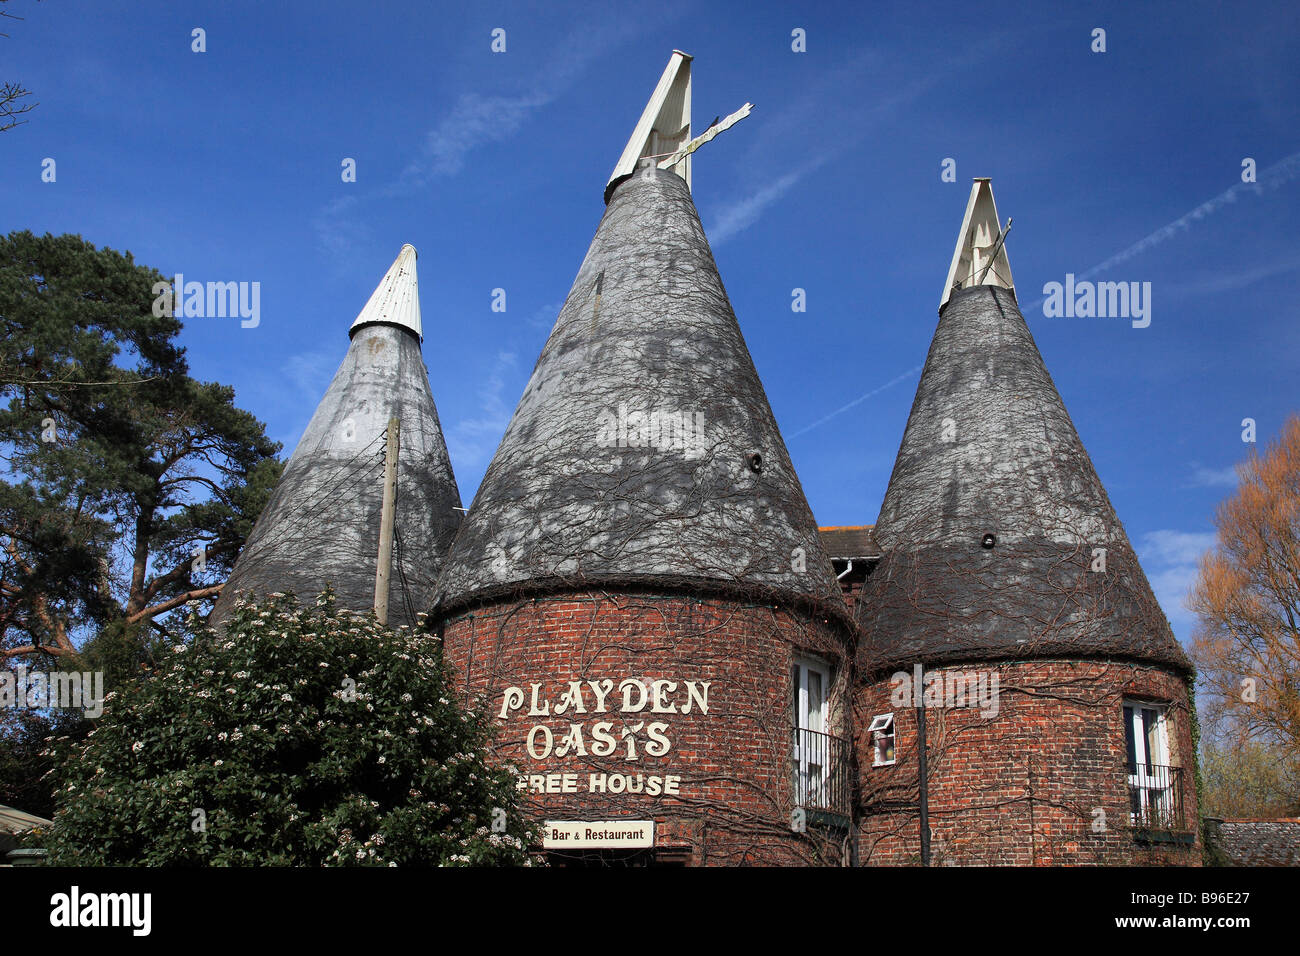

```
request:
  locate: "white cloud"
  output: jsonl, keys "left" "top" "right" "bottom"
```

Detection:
{"left": 283, "top": 348, "right": 340, "bottom": 401}
{"left": 311, "top": 195, "right": 369, "bottom": 262}
{"left": 1139, "top": 529, "right": 1217, "bottom": 567}
{"left": 446, "top": 351, "right": 519, "bottom": 474}
{"left": 269, "top": 348, "right": 343, "bottom": 455}
{"left": 1146, "top": 564, "right": 1204, "bottom": 633}
{"left": 1137, "top": 529, "right": 1217, "bottom": 643}
{"left": 402, "top": 91, "right": 551, "bottom": 185}
{"left": 527, "top": 300, "right": 565, "bottom": 331}
{"left": 314, "top": 11, "right": 660, "bottom": 257}
{"left": 398, "top": 15, "right": 651, "bottom": 189}
{"left": 1188, "top": 463, "right": 1240, "bottom": 488}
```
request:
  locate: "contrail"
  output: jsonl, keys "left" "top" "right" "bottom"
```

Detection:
{"left": 788, "top": 365, "right": 923, "bottom": 439}
{"left": 1079, "top": 150, "right": 1300, "bottom": 280}
{"left": 1024, "top": 148, "right": 1300, "bottom": 310}
{"left": 790, "top": 151, "right": 1300, "bottom": 440}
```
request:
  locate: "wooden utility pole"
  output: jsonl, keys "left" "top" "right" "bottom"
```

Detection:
{"left": 374, "top": 417, "right": 399, "bottom": 624}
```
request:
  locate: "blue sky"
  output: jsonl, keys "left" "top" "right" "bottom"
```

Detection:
{"left": 2, "top": 0, "right": 1297, "bottom": 645}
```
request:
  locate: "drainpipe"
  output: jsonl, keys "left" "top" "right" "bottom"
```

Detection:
{"left": 835, "top": 557, "right": 856, "bottom": 864}
{"left": 916, "top": 663, "right": 931, "bottom": 866}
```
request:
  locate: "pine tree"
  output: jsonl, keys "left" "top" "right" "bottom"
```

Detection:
{"left": 1, "top": 230, "right": 282, "bottom": 659}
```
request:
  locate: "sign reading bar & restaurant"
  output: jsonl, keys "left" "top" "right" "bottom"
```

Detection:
{"left": 542, "top": 820, "right": 655, "bottom": 849}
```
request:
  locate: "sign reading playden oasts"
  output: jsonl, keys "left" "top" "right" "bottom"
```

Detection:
{"left": 501, "top": 677, "right": 711, "bottom": 796}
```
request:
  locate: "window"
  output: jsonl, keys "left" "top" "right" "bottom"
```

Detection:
{"left": 792, "top": 657, "right": 831, "bottom": 808}
{"left": 868, "top": 713, "right": 896, "bottom": 767}
{"left": 1123, "top": 700, "right": 1174, "bottom": 827}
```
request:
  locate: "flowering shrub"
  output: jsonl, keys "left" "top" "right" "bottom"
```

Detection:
{"left": 43, "top": 590, "right": 541, "bottom": 866}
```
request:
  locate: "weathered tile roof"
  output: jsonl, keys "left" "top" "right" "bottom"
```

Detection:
{"left": 1210, "top": 819, "right": 1300, "bottom": 866}
{"left": 213, "top": 248, "right": 462, "bottom": 629}
{"left": 818, "top": 526, "right": 881, "bottom": 560}
{"left": 857, "top": 284, "right": 1188, "bottom": 676}
{"left": 432, "top": 168, "right": 847, "bottom": 624}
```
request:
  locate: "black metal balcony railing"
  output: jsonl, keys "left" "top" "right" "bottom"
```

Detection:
{"left": 1127, "top": 762, "right": 1188, "bottom": 832}
{"left": 791, "top": 726, "right": 851, "bottom": 818}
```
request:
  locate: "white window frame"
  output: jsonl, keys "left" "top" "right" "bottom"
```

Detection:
{"left": 1123, "top": 700, "right": 1173, "bottom": 826}
{"left": 868, "top": 712, "right": 896, "bottom": 767}
{"left": 792, "top": 656, "right": 831, "bottom": 808}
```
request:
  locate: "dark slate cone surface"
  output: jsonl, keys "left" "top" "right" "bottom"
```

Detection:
{"left": 433, "top": 168, "right": 846, "bottom": 622}
{"left": 858, "top": 284, "right": 1188, "bottom": 675}
{"left": 212, "top": 323, "right": 462, "bottom": 629}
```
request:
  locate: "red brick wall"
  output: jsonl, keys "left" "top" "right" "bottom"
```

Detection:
{"left": 832, "top": 566, "right": 866, "bottom": 615}
{"left": 855, "top": 659, "right": 1200, "bottom": 865}
{"left": 439, "top": 590, "right": 852, "bottom": 866}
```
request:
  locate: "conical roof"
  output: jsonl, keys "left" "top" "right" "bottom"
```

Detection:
{"left": 432, "top": 167, "right": 845, "bottom": 622}
{"left": 858, "top": 183, "right": 1188, "bottom": 675}
{"left": 350, "top": 243, "right": 422, "bottom": 340}
{"left": 940, "top": 179, "right": 1013, "bottom": 309}
{"left": 212, "top": 245, "right": 461, "bottom": 629}
{"left": 607, "top": 50, "right": 693, "bottom": 197}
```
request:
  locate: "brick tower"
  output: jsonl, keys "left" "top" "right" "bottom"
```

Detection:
{"left": 213, "top": 244, "right": 462, "bottom": 629}
{"left": 854, "top": 180, "right": 1198, "bottom": 865}
{"left": 432, "top": 53, "right": 855, "bottom": 866}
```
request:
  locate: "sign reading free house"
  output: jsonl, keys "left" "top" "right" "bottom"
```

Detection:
{"left": 543, "top": 820, "right": 655, "bottom": 849}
